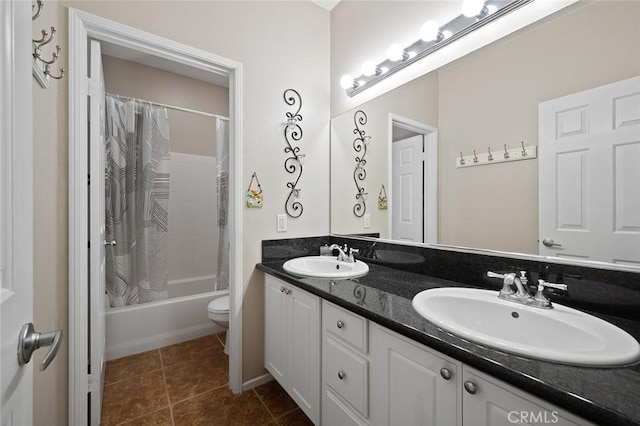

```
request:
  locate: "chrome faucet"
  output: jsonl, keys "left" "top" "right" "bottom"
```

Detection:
{"left": 487, "top": 271, "right": 568, "bottom": 309}
{"left": 329, "top": 244, "right": 359, "bottom": 263}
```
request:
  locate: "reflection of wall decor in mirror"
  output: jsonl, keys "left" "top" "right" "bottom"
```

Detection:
{"left": 283, "top": 89, "right": 304, "bottom": 218}
{"left": 352, "top": 110, "right": 370, "bottom": 217}
{"left": 340, "top": 0, "right": 533, "bottom": 97}
{"left": 32, "top": 0, "right": 65, "bottom": 88}
{"left": 246, "top": 172, "right": 263, "bottom": 209}
{"left": 378, "top": 184, "right": 388, "bottom": 210}
{"left": 457, "top": 141, "right": 536, "bottom": 168}
{"left": 330, "top": 0, "right": 640, "bottom": 269}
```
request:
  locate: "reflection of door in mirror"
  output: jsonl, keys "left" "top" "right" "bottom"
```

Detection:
{"left": 390, "top": 116, "right": 438, "bottom": 244}
{"left": 539, "top": 76, "right": 640, "bottom": 266}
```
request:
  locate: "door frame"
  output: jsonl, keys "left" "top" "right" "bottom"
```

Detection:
{"left": 68, "top": 9, "right": 244, "bottom": 423}
{"left": 388, "top": 114, "right": 438, "bottom": 244}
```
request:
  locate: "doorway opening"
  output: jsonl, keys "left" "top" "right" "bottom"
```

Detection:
{"left": 388, "top": 114, "right": 438, "bottom": 244}
{"left": 68, "top": 9, "right": 243, "bottom": 425}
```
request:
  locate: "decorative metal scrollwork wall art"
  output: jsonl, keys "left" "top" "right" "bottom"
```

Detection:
{"left": 32, "top": 0, "right": 65, "bottom": 87}
{"left": 283, "top": 89, "right": 304, "bottom": 218}
{"left": 352, "top": 110, "right": 370, "bottom": 217}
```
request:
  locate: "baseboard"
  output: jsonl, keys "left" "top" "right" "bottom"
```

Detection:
{"left": 242, "top": 372, "right": 273, "bottom": 391}
{"left": 106, "top": 322, "right": 223, "bottom": 360}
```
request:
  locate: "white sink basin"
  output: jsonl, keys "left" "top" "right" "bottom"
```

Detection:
{"left": 412, "top": 287, "right": 640, "bottom": 367}
{"left": 283, "top": 256, "right": 369, "bottom": 279}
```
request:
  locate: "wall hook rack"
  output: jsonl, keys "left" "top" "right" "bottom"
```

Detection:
{"left": 352, "top": 110, "right": 369, "bottom": 217}
{"left": 283, "top": 89, "right": 304, "bottom": 218}
{"left": 32, "top": 1, "right": 64, "bottom": 88}
{"left": 457, "top": 142, "right": 537, "bottom": 168}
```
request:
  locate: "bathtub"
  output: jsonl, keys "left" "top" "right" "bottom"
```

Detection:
{"left": 105, "top": 275, "right": 227, "bottom": 360}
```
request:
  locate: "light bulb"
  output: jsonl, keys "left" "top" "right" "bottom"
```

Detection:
{"left": 387, "top": 43, "right": 404, "bottom": 61}
{"left": 461, "top": 0, "right": 485, "bottom": 17}
{"left": 442, "top": 30, "right": 453, "bottom": 39}
{"left": 361, "top": 60, "right": 377, "bottom": 77}
{"left": 340, "top": 74, "right": 354, "bottom": 89}
{"left": 420, "top": 21, "right": 440, "bottom": 42}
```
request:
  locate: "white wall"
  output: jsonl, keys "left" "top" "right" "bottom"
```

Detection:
{"left": 168, "top": 153, "right": 218, "bottom": 284}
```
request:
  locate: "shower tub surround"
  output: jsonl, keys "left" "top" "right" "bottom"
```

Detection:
{"left": 258, "top": 236, "right": 640, "bottom": 425}
{"left": 106, "top": 152, "right": 223, "bottom": 360}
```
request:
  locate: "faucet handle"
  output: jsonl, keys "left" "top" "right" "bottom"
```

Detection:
{"left": 537, "top": 279, "right": 568, "bottom": 292}
{"left": 487, "top": 271, "right": 508, "bottom": 279}
{"left": 534, "top": 279, "right": 568, "bottom": 308}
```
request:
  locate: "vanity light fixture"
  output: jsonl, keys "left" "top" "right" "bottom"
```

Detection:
{"left": 341, "top": 0, "right": 534, "bottom": 97}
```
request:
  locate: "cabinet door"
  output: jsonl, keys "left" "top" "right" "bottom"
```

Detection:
{"left": 264, "top": 276, "right": 287, "bottom": 384}
{"left": 373, "top": 326, "right": 461, "bottom": 426}
{"left": 462, "top": 367, "right": 592, "bottom": 426}
{"left": 289, "top": 286, "right": 320, "bottom": 423}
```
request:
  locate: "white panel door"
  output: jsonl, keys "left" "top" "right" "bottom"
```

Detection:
{"left": 539, "top": 76, "right": 640, "bottom": 265}
{"left": 373, "top": 326, "right": 460, "bottom": 426}
{"left": 0, "top": 0, "right": 34, "bottom": 423}
{"left": 288, "top": 286, "right": 320, "bottom": 423}
{"left": 392, "top": 135, "right": 424, "bottom": 242}
{"left": 264, "top": 276, "right": 287, "bottom": 383}
{"left": 88, "top": 39, "right": 107, "bottom": 425}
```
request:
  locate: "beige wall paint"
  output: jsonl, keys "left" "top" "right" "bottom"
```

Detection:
{"left": 102, "top": 55, "right": 229, "bottom": 157}
{"left": 330, "top": 1, "right": 640, "bottom": 255}
{"left": 32, "top": 2, "right": 329, "bottom": 424}
{"left": 437, "top": 0, "right": 640, "bottom": 253}
{"left": 331, "top": 73, "right": 439, "bottom": 238}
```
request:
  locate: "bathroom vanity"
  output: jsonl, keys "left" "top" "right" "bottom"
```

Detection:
{"left": 258, "top": 237, "right": 640, "bottom": 426}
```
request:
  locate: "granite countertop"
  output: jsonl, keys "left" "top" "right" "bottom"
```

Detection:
{"left": 257, "top": 261, "right": 640, "bottom": 426}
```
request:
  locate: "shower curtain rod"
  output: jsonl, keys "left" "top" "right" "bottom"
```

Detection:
{"left": 106, "top": 93, "right": 229, "bottom": 121}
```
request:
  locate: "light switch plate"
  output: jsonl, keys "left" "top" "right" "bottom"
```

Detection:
{"left": 277, "top": 214, "right": 287, "bottom": 232}
{"left": 363, "top": 213, "right": 371, "bottom": 229}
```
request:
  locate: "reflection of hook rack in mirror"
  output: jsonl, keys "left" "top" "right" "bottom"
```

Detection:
{"left": 457, "top": 143, "right": 537, "bottom": 168}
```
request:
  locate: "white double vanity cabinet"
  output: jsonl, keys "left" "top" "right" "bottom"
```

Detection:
{"left": 264, "top": 275, "right": 592, "bottom": 426}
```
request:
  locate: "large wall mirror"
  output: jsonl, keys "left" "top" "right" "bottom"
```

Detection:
{"left": 331, "top": 0, "right": 640, "bottom": 269}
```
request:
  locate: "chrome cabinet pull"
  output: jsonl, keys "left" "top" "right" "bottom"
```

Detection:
{"left": 18, "top": 323, "right": 63, "bottom": 371}
{"left": 284, "top": 288, "right": 291, "bottom": 295}
{"left": 280, "top": 286, "right": 285, "bottom": 293}
{"left": 542, "top": 238, "right": 562, "bottom": 247}
{"left": 464, "top": 381, "right": 477, "bottom": 395}
{"left": 440, "top": 368, "right": 452, "bottom": 380}
{"left": 337, "top": 370, "right": 346, "bottom": 380}
{"left": 103, "top": 239, "right": 117, "bottom": 246}
{"left": 336, "top": 320, "right": 344, "bottom": 329}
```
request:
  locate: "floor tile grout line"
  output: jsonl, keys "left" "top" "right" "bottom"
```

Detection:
{"left": 167, "top": 381, "right": 230, "bottom": 407}
{"left": 273, "top": 406, "right": 304, "bottom": 420}
{"left": 103, "top": 366, "right": 164, "bottom": 388}
{"left": 110, "top": 406, "right": 170, "bottom": 426}
{"left": 158, "top": 350, "right": 177, "bottom": 426}
{"left": 253, "top": 388, "right": 279, "bottom": 423}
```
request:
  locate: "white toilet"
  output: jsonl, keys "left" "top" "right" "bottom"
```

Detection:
{"left": 207, "top": 292, "right": 230, "bottom": 355}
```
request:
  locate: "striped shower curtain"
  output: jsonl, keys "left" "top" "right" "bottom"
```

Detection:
{"left": 105, "top": 96, "right": 171, "bottom": 307}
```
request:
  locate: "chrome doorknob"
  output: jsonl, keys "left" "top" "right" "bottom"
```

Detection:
{"left": 542, "top": 238, "right": 562, "bottom": 247}
{"left": 17, "top": 323, "right": 63, "bottom": 371}
{"left": 104, "top": 239, "right": 117, "bottom": 246}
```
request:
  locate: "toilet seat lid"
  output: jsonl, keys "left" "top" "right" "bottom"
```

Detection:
{"left": 208, "top": 295, "right": 229, "bottom": 313}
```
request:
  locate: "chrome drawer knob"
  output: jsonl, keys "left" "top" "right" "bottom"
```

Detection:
{"left": 440, "top": 368, "right": 452, "bottom": 380}
{"left": 464, "top": 381, "right": 477, "bottom": 395}
{"left": 337, "top": 370, "right": 346, "bottom": 380}
{"left": 336, "top": 320, "right": 344, "bottom": 329}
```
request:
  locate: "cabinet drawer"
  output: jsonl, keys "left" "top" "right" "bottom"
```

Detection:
{"left": 323, "top": 390, "right": 368, "bottom": 426}
{"left": 323, "top": 300, "right": 368, "bottom": 353}
{"left": 325, "top": 336, "right": 368, "bottom": 418}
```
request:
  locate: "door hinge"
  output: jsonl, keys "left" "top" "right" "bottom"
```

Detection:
{"left": 87, "top": 77, "right": 99, "bottom": 97}
{"left": 88, "top": 173, "right": 91, "bottom": 186}
{"left": 88, "top": 373, "right": 98, "bottom": 392}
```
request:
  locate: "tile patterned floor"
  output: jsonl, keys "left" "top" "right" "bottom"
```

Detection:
{"left": 101, "top": 333, "right": 313, "bottom": 426}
